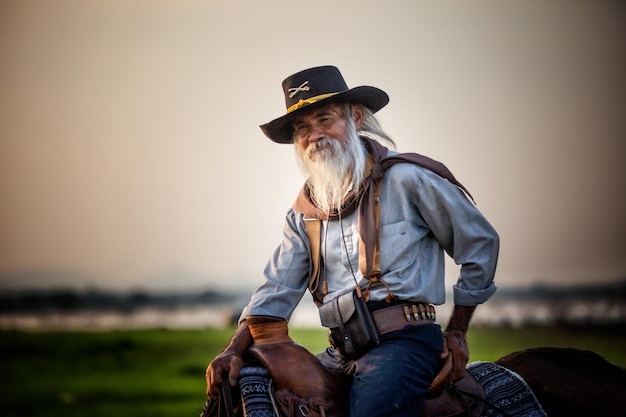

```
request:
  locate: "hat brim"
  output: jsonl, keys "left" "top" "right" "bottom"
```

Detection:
{"left": 260, "top": 86, "right": 389, "bottom": 144}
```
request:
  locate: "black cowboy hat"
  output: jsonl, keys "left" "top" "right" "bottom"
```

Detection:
{"left": 260, "top": 66, "right": 389, "bottom": 144}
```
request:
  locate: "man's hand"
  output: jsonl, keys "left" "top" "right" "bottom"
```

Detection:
{"left": 205, "top": 351, "right": 244, "bottom": 399}
{"left": 204, "top": 320, "right": 252, "bottom": 399}
{"left": 441, "top": 304, "right": 476, "bottom": 384}
{"left": 440, "top": 329, "right": 469, "bottom": 383}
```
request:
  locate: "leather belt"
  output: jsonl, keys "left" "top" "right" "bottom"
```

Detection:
{"left": 371, "top": 303, "right": 436, "bottom": 335}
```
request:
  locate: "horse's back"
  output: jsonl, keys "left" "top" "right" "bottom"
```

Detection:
{"left": 496, "top": 347, "right": 626, "bottom": 417}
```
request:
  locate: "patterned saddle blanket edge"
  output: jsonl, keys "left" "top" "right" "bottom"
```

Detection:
{"left": 467, "top": 361, "right": 547, "bottom": 417}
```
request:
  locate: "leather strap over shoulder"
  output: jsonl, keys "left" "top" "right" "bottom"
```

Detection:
{"left": 303, "top": 167, "right": 385, "bottom": 304}
{"left": 304, "top": 217, "right": 323, "bottom": 304}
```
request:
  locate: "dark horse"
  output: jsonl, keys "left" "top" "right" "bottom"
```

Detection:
{"left": 494, "top": 347, "right": 626, "bottom": 416}
{"left": 202, "top": 345, "right": 626, "bottom": 417}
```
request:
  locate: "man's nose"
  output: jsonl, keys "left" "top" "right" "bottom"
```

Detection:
{"left": 306, "top": 124, "right": 325, "bottom": 143}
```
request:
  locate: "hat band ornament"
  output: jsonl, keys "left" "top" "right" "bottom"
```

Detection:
{"left": 286, "top": 92, "right": 339, "bottom": 114}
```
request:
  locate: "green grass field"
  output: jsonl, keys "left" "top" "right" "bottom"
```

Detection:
{"left": 1, "top": 325, "right": 625, "bottom": 417}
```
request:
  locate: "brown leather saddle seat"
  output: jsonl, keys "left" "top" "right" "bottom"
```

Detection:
{"left": 422, "top": 370, "right": 485, "bottom": 417}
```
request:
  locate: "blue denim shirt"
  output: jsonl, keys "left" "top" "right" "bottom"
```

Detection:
{"left": 240, "top": 161, "right": 499, "bottom": 322}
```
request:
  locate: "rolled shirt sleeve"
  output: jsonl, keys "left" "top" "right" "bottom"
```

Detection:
{"left": 370, "top": 162, "right": 499, "bottom": 306}
{"left": 408, "top": 165, "right": 500, "bottom": 306}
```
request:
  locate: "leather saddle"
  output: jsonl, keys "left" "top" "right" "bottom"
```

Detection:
{"left": 422, "top": 371, "right": 485, "bottom": 417}
{"left": 423, "top": 352, "right": 485, "bottom": 417}
{"left": 247, "top": 319, "right": 486, "bottom": 417}
{"left": 201, "top": 319, "right": 485, "bottom": 417}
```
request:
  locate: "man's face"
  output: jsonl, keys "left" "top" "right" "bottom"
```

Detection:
{"left": 292, "top": 104, "right": 349, "bottom": 161}
{"left": 292, "top": 103, "right": 366, "bottom": 212}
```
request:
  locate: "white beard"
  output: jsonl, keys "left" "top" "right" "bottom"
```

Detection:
{"left": 295, "top": 126, "right": 366, "bottom": 214}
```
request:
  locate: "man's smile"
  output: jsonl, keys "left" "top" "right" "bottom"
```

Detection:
{"left": 307, "top": 138, "right": 336, "bottom": 160}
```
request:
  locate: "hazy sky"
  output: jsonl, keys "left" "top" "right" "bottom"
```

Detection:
{"left": 1, "top": 1, "right": 624, "bottom": 292}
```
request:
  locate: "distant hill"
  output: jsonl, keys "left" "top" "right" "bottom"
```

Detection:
{"left": 1, "top": 278, "right": 624, "bottom": 314}
{"left": 0, "top": 287, "right": 251, "bottom": 314}
{"left": 494, "top": 278, "right": 626, "bottom": 300}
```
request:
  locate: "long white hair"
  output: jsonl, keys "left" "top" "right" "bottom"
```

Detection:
{"left": 358, "top": 105, "right": 396, "bottom": 150}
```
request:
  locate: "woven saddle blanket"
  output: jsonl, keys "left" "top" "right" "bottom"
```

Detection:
{"left": 467, "top": 361, "right": 547, "bottom": 417}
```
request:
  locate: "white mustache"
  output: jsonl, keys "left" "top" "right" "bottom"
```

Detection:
{"left": 304, "top": 137, "right": 340, "bottom": 161}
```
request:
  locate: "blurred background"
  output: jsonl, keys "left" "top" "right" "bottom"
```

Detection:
{"left": 1, "top": 1, "right": 625, "bottom": 326}
{"left": 2, "top": 2, "right": 625, "bottom": 416}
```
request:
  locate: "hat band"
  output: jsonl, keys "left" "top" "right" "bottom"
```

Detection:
{"left": 286, "top": 92, "right": 339, "bottom": 114}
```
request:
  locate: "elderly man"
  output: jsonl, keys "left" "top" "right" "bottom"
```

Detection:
{"left": 206, "top": 66, "right": 499, "bottom": 416}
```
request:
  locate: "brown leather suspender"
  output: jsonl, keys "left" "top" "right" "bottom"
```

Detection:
{"left": 304, "top": 178, "right": 383, "bottom": 303}
{"left": 304, "top": 217, "right": 323, "bottom": 298}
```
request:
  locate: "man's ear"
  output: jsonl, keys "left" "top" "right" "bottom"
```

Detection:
{"left": 351, "top": 105, "right": 364, "bottom": 129}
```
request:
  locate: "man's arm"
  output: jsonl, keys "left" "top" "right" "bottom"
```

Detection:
{"left": 205, "top": 320, "right": 252, "bottom": 398}
{"left": 441, "top": 304, "right": 476, "bottom": 383}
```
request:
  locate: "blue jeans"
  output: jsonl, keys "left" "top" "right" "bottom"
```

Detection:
{"left": 345, "top": 324, "right": 443, "bottom": 417}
